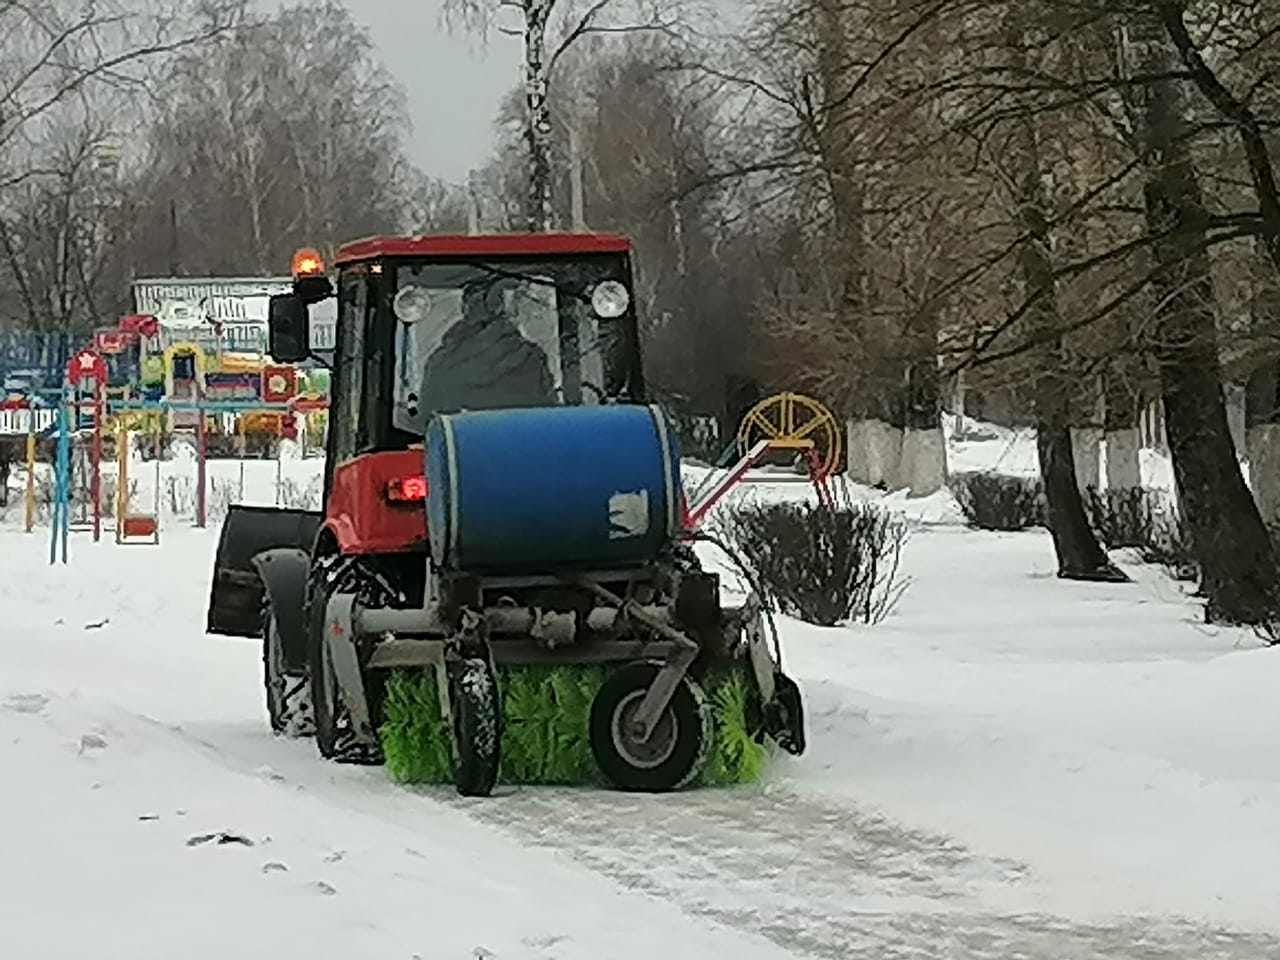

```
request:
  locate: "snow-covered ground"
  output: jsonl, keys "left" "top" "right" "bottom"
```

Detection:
{"left": 3, "top": 429, "right": 1279, "bottom": 958}
{"left": 941, "top": 415, "right": 1244, "bottom": 492}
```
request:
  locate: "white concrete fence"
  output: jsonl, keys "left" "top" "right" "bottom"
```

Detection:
{"left": 842, "top": 384, "right": 1280, "bottom": 526}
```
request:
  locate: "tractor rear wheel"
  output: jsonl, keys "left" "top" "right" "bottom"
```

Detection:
{"left": 261, "top": 602, "right": 313, "bottom": 737}
{"left": 589, "top": 661, "right": 712, "bottom": 792}
{"left": 450, "top": 658, "right": 501, "bottom": 797}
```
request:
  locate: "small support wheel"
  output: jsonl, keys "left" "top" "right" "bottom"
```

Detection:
{"left": 450, "top": 658, "right": 502, "bottom": 797}
{"left": 590, "top": 661, "right": 712, "bottom": 792}
{"left": 261, "top": 603, "right": 313, "bottom": 738}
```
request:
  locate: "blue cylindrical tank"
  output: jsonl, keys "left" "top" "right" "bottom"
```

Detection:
{"left": 424, "top": 404, "right": 682, "bottom": 574}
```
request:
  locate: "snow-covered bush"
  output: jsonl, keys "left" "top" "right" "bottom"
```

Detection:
{"left": 714, "top": 494, "right": 908, "bottom": 627}
{"left": 950, "top": 471, "right": 1045, "bottom": 531}
{"left": 207, "top": 478, "right": 240, "bottom": 521}
{"left": 277, "top": 475, "right": 323, "bottom": 511}
{"left": 165, "top": 475, "right": 195, "bottom": 515}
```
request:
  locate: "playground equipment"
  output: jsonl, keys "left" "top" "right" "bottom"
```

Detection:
{"left": 205, "top": 235, "right": 806, "bottom": 797}
{"left": 736, "top": 391, "right": 842, "bottom": 479}
{"left": 0, "top": 395, "right": 51, "bottom": 533}
{"left": 41, "top": 344, "right": 329, "bottom": 558}
{"left": 58, "top": 349, "right": 107, "bottom": 543}
{"left": 114, "top": 421, "right": 160, "bottom": 545}
{"left": 162, "top": 342, "right": 206, "bottom": 430}
{"left": 94, "top": 319, "right": 152, "bottom": 395}
{"left": 680, "top": 391, "right": 840, "bottom": 529}
{"left": 110, "top": 394, "right": 329, "bottom": 526}
{"left": 50, "top": 399, "right": 70, "bottom": 563}
{"left": 49, "top": 348, "right": 108, "bottom": 562}
{"left": 11, "top": 304, "right": 327, "bottom": 560}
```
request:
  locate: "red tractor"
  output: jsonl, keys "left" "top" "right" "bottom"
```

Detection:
{"left": 205, "top": 233, "right": 805, "bottom": 796}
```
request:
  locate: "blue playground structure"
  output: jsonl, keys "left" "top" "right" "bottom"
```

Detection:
{"left": 0, "top": 332, "right": 71, "bottom": 391}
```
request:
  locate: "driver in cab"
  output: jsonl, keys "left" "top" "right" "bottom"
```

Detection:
{"left": 419, "top": 276, "right": 557, "bottom": 413}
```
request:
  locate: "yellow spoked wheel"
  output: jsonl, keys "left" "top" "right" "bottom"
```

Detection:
{"left": 736, "top": 391, "right": 842, "bottom": 477}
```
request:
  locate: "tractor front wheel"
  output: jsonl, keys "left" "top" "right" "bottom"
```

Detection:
{"left": 450, "top": 658, "right": 501, "bottom": 797}
{"left": 590, "top": 661, "right": 712, "bottom": 792}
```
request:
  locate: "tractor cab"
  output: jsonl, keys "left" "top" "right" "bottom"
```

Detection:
{"left": 266, "top": 234, "right": 646, "bottom": 494}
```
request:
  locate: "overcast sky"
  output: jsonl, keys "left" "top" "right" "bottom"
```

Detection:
{"left": 339, "top": 0, "right": 525, "bottom": 184}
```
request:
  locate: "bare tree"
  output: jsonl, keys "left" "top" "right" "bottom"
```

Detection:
{"left": 442, "top": 0, "right": 676, "bottom": 231}
{"left": 127, "top": 0, "right": 414, "bottom": 275}
{"left": 478, "top": 35, "right": 753, "bottom": 426}
{"left": 1152, "top": 1, "right": 1280, "bottom": 275}
{"left": 999, "top": 4, "right": 1126, "bottom": 581}
{"left": 0, "top": 1, "right": 242, "bottom": 182}
{"left": 0, "top": 0, "right": 241, "bottom": 331}
{"left": 1125, "top": 3, "right": 1280, "bottom": 624}
{"left": 401, "top": 173, "right": 473, "bottom": 235}
{"left": 0, "top": 105, "right": 125, "bottom": 333}
{"left": 477, "top": 0, "right": 1280, "bottom": 621}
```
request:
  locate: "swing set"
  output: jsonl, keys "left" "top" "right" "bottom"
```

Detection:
{"left": 44, "top": 346, "right": 329, "bottom": 563}
{"left": 48, "top": 349, "right": 162, "bottom": 562}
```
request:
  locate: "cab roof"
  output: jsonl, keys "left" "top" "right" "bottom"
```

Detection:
{"left": 334, "top": 233, "right": 631, "bottom": 266}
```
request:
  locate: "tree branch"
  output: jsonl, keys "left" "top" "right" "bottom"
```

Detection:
{"left": 1155, "top": 0, "right": 1280, "bottom": 276}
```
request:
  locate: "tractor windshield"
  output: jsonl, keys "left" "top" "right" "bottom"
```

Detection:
{"left": 391, "top": 258, "right": 620, "bottom": 435}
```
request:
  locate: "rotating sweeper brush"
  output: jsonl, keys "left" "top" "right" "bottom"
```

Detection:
{"left": 205, "top": 234, "right": 805, "bottom": 796}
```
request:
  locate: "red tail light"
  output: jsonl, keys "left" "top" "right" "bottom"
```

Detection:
{"left": 386, "top": 475, "right": 427, "bottom": 502}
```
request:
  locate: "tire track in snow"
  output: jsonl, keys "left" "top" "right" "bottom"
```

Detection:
{"left": 435, "top": 785, "right": 1280, "bottom": 960}
{"left": 142, "top": 713, "right": 1280, "bottom": 960}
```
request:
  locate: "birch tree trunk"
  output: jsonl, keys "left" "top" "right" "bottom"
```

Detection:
{"left": 524, "top": 0, "right": 554, "bottom": 232}
{"left": 1129, "top": 8, "right": 1280, "bottom": 624}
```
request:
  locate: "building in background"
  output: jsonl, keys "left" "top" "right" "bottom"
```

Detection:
{"left": 129, "top": 276, "right": 336, "bottom": 363}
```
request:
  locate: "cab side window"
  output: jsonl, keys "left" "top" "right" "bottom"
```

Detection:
{"left": 328, "top": 268, "right": 367, "bottom": 467}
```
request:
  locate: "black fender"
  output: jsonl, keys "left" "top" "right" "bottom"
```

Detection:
{"left": 252, "top": 548, "right": 314, "bottom": 674}
{"left": 206, "top": 504, "right": 323, "bottom": 638}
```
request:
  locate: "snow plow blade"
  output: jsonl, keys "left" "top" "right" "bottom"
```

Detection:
{"left": 206, "top": 505, "right": 322, "bottom": 638}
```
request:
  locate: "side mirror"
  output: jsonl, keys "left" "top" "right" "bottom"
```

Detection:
{"left": 267, "top": 294, "right": 310, "bottom": 363}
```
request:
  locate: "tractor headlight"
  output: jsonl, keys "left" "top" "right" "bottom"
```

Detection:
{"left": 590, "top": 280, "right": 630, "bottom": 319}
{"left": 393, "top": 286, "right": 432, "bottom": 324}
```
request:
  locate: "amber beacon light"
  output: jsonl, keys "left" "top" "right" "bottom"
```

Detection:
{"left": 291, "top": 247, "right": 325, "bottom": 277}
